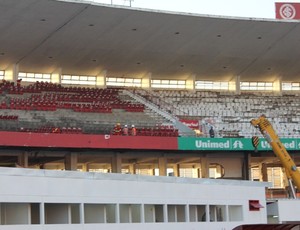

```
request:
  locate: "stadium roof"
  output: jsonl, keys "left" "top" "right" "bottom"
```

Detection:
{"left": 0, "top": 0, "right": 300, "bottom": 82}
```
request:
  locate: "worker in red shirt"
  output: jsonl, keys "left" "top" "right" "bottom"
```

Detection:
{"left": 113, "top": 123, "right": 122, "bottom": 135}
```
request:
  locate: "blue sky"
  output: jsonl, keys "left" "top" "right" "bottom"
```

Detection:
{"left": 94, "top": 0, "right": 300, "bottom": 18}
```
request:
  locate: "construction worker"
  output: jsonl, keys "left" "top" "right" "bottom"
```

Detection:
{"left": 113, "top": 123, "right": 122, "bottom": 135}
{"left": 123, "top": 125, "right": 129, "bottom": 136}
{"left": 209, "top": 126, "right": 215, "bottom": 138}
{"left": 131, "top": 125, "right": 137, "bottom": 136}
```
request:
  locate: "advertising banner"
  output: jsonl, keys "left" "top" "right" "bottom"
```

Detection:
{"left": 178, "top": 137, "right": 300, "bottom": 151}
{"left": 275, "top": 2, "right": 300, "bottom": 19}
{"left": 180, "top": 119, "right": 200, "bottom": 129}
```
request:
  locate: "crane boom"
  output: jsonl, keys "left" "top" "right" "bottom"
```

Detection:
{"left": 250, "top": 115, "right": 300, "bottom": 192}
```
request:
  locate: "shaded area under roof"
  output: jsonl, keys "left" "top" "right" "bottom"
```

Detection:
{"left": 0, "top": 0, "right": 300, "bottom": 82}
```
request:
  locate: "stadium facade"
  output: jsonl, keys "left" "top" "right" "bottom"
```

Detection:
{"left": 0, "top": 0, "right": 300, "bottom": 229}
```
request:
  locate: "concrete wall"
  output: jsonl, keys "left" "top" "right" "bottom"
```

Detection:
{"left": 267, "top": 199, "right": 300, "bottom": 223}
{"left": 0, "top": 167, "right": 269, "bottom": 230}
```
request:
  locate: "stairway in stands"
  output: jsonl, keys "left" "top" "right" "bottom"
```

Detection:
{"left": 123, "top": 89, "right": 195, "bottom": 136}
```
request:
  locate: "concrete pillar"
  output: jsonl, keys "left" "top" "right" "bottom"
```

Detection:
{"left": 186, "top": 74, "right": 195, "bottom": 90}
{"left": 67, "top": 204, "right": 72, "bottom": 224}
{"left": 151, "top": 168, "right": 155, "bottom": 176}
{"left": 195, "top": 163, "right": 202, "bottom": 178}
{"left": 79, "top": 203, "right": 84, "bottom": 224}
{"left": 163, "top": 204, "right": 168, "bottom": 223}
{"left": 242, "top": 153, "right": 251, "bottom": 180}
{"left": 96, "top": 70, "right": 107, "bottom": 88}
{"left": 65, "top": 153, "right": 78, "bottom": 171}
{"left": 205, "top": 205, "right": 209, "bottom": 222}
{"left": 142, "top": 72, "right": 151, "bottom": 89}
{"left": 81, "top": 163, "right": 88, "bottom": 172}
{"left": 200, "top": 157, "right": 209, "bottom": 178}
{"left": 4, "top": 64, "right": 19, "bottom": 82}
{"left": 273, "top": 76, "right": 282, "bottom": 95}
{"left": 111, "top": 154, "right": 122, "bottom": 173}
{"left": 185, "top": 204, "right": 189, "bottom": 222}
{"left": 140, "top": 204, "right": 145, "bottom": 223}
{"left": 234, "top": 75, "right": 240, "bottom": 94}
{"left": 158, "top": 157, "right": 167, "bottom": 176}
{"left": 259, "top": 163, "right": 268, "bottom": 182}
{"left": 128, "top": 164, "right": 136, "bottom": 174}
{"left": 18, "top": 152, "right": 28, "bottom": 168}
{"left": 115, "top": 204, "right": 120, "bottom": 223}
{"left": 40, "top": 203, "right": 45, "bottom": 225}
{"left": 51, "top": 68, "right": 61, "bottom": 84}
{"left": 173, "top": 164, "right": 180, "bottom": 177}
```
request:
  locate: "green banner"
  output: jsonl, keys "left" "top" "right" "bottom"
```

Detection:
{"left": 178, "top": 137, "right": 300, "bottom": 151}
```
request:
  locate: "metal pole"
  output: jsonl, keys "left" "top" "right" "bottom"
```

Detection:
{"left": 288, "top": 179, "right": 297, "bottom": 199}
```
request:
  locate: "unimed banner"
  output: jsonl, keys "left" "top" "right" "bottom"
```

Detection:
{"left": 276, "top": 2, "right": 300, "bottom": 19}
{"left": 178, "top": 137, "right": 300, "bottom": 151}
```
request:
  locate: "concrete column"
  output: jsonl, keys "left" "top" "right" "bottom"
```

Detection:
{"left": 163, "top": 204, "right": 168, "bottom": 223}
{"left": 151, "top": 168, "right": 155, "bottom": 176}
{"left": 200, "top": 157, "right": 209, "bottom": 178}
{"left": 234, "top": 75, "right": 240, "bottom": 94}
{"left": 260, "top": 163, "right": 268, "bottom": 182}
{"left": 51, "top": 68, "right": 61, "bottom": 84}
{"left": 40, "top": 203, "right": 45, "bottom": 225}
{"left": 140, "top": 204, "right": 145, "bottom": 223}
{"left": 173, "top": 164, "right": 180, "bottom": 177}
{"left": 205, "top": 205, "right": 209, "bottom": 222}
{"left": 193, "top": 161, "right": 201, "bottom": 178}
{"left": 128, "top": 164, "right": 136, "bottom": 174}
{"left": 96, "top": 70, "right": 107, "bottom": 88}
{"left": 225, "top": 205, "right": 229, "bottom": 222}
{"left": 81, "top": 163, "right": 88, "bottom": 172}
{"left": 4, "top": 64, "right": 19, "bottom": 82}
{"left": 18, "top": 152, "right": 28, "bottom": 168}
{"left": 67, "top": 204, "right": 72, "bottom": 224}
{"left": 79, "top": 203, "right": 84, "bottom": 224}
{"left": 185, "top": 204, "right": 189, "bottom": 222}
{"left": 186, "top": 74, "right": 196, "bottom": 90}
{"left": 273, "top": 76, "right": 282, "bottom": 95}
{"left": 111, "top": 154, "right": 122, "bottom": 173}
{"left": 158, "top": 157, "right": 167, "bottom": 176}
{"left": 65, "top": 153, "right": 78, "bottom": 171}
{"left": 242, "top": 153, "right": 251, "bottom": 180}
{"left": 195, "top": 168, "right": 200, "bottom": 178}
{"left": 142, "top": 72, "right": 151, "bottom": 89}
{"left": 115, "top": 204, "right": 120, "bottom": 223}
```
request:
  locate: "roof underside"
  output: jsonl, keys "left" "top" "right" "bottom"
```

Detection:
{"left": 0, "top": 0, "right": 300, "bottom": 82}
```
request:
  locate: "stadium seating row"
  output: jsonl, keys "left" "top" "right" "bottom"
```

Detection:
{"left": 0, "top": 81, "right": 144, "bottom": 113}
{"left": 0, "top": 114, "right": 18, "bottom": 120}
{"left": 111, "top": 126, "right": 179, "bottom": 137}
{"left": 19, "top": 126, "right": 83, "bottom": 134}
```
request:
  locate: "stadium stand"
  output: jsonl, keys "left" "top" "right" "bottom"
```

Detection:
{"left": 0, "top": 81, "right": 174, "bottom": 136}
{"left": 130, "top": 89, "right": 300, "bottom": 138}
{"left": 1, "top": 79, "right": 299, "bottom": 138}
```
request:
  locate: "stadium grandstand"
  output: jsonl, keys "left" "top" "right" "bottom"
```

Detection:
{"left": 0, "top": 0, "right": 300, "bottom": 229}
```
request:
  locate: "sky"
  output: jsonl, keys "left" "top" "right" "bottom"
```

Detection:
{"left": 92, "top": 0, "right": 300, "bottom": 19}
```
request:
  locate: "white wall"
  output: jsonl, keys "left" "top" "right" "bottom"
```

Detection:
{"left": 277, "top": 200, "right": 300, "bottom": 223}
{"left": 0, "top": 167, "right": 269, "bottom": 230}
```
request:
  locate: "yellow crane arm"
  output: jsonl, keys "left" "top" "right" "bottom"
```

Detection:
{"left": 250, "top": 115, "right": 300, "bottom": 191}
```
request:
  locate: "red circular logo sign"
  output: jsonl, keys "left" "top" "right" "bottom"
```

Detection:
{"left": 279, "top": 4, "right": 296, "bottom": 19}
